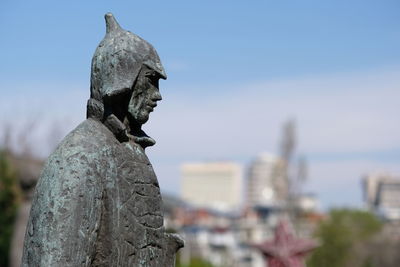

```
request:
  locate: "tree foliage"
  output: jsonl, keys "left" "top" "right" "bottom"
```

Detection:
{"left": 0, "top": 150, "right": 20, "bottom": 267}
{"left": 176, "top": 256, "right": 215, "bottom": 267}
{"left": 307, "top": 209, "right": 383, "bottom": 267}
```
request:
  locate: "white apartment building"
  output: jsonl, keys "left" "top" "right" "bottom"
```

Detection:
{"left": 246, "top": 153, "right": 287, "bottom": 207}
{"left": 362, "top": 172, "right": 400, "bottom": 221}
{"left": 181, "top": 162, "right": 242, "bottom": 212}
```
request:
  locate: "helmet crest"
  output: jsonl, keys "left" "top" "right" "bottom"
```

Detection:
{"left": 105, "top": 13, "right": 123, "bottom": 35}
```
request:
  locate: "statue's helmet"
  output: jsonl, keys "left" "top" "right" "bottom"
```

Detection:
{"left": 90, "top": 13, "right": 166, "bottom": 103}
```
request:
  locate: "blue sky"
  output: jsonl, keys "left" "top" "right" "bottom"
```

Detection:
{"left": 1, "top": 1, "right": 399, "bottom": 86}
{"left": 1, "top": 0, "right": 400, "bottom": 209}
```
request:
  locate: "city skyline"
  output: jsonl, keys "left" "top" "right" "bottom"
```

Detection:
{"left": 1, "top": 1, "right": 400, "bottom": 210}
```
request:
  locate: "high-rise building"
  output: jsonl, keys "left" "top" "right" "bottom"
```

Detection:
{"left": 363, "top": 172, "right": 396, "bottom": 209}
{"left": 376, "top": 181, "right": 400, "bottom": 220}
{"left": 181, "top": 162, "right": 242, "bottom": 212}
{"left": 362, "top": 172, "right": 400, "bottom": 221}
{"left": 246, "top": 153, "right": 287, "bottom": 207}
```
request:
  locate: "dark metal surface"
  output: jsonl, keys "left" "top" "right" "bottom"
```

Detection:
{"left": 22, "top": 13, "right": 183, "bottom": 267}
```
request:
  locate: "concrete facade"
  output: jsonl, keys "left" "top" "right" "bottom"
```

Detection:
{"left": 246, "top": 153, "right": 286, "bottom": 207}
{"left": 181, "top": 162, "right": 242, "bottom": 212}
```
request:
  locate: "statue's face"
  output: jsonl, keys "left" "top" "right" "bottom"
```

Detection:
{"left": 128, "top": 65, "right": 162, "bottom": 125}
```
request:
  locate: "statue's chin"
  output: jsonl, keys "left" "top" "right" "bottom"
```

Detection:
{"left": 128, "top": 111, "right": 150, "bottom": 126}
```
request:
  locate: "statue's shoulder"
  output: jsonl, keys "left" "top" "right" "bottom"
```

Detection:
{"left": 37, "top": 118, "right": 118, "bottom": 186}
{"left": 24, "top": 120, "right": 110, "bottom": 266}
{"left": 58, "top": 118, "right": 117, "bottom": 152}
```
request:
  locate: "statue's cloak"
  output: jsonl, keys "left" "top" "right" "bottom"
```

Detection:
{"left": 22, "top": 118, "right": 181, "bottom": 266}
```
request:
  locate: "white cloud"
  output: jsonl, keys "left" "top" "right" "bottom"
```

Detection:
{"left": 1, "top": 67, "right": 399, "bottom": 208}
{"left": 148, "top": 67, "right": 400, "bottom": 157}
{"left": 147, "top": 67, "right": 400, "bottom": 208}
{"left": 0, "top": 82, "right": 87, "bottom": 156}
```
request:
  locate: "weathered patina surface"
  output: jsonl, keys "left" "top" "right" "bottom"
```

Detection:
{"left": 22, "top": 13, "right": 183, "bottom": 266}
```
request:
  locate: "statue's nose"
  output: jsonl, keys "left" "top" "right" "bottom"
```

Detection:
{"left": 152, "top": 91, "right": 162, "bottom": 101}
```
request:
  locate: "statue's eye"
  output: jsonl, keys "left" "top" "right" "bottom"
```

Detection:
{"left": 146, "top": 74, "right": 159, "bottom": 86}
{"left": 146, "top": 75, "right": 154, "bottom": 81}
{"left": 145, "top": 70, "right": 160, "bottom": 85}
{"left": 145, "top": 71, "right": 155, "bottom": 79}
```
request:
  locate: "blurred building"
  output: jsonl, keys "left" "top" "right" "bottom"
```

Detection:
{"left": 296, "top": 193, "right": 319, "bottom": 213}
{"left": 176, "top": 157, "right": 321, "bottom": 267}
{"left": 161, "top": 193, "right": 188, "bottom": 230}
{"left": 363, "top": 172, "right": 393, "bottom": 210}
{"left": 246, "top": 153, "right": 287, "bottom": 207}
{"left": 362, "top": 172, "right": 400, "bottom": 221}
{"left": 375, "top": 180, "right": 400, "bottom": 221}
{"left": 181, "top": 162, "right": 242, "bottom": 212}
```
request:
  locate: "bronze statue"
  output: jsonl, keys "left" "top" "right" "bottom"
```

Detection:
{"left": 22, "top": 13, "right": 183, "bottom": 266}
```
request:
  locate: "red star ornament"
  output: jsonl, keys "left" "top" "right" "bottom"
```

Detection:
{"left": 255, "top": 220, "right": 318, "bottom": 267}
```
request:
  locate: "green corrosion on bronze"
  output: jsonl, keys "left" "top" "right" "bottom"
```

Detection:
{"left": 22, "top": 13, "right": 183, "bottom": 267}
